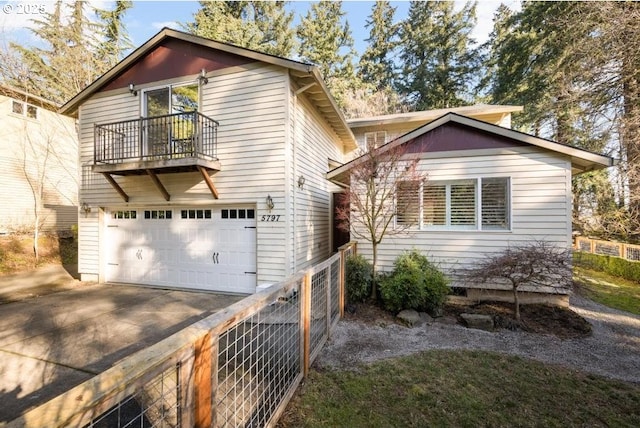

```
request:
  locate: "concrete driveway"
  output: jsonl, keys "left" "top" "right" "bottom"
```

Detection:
{"left": 0, "top": 266, "right": 243, "bottom": 423}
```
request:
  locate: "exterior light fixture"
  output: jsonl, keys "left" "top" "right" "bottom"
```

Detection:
{"left": 297, "top": 175, "right": 306, "bottom": 189}
{"left": 128, "top": 83, "right": 137, "bottom": 96}
{"left": 199, "top": 69, "right": 209, "bottom": 85}
{"left": 266, "top": 195, "right": 274, "bottom": 211}
{"left": 81, "top": 202, "right": 91, "bottom": 215}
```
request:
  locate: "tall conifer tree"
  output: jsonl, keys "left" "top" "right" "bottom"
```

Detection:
{"left": 187, "top": 1, "right": 295, "bottom": 57}
{"left": 296, "top": 0, "right": 357, "bottom": 107}
{"left": 358, "top": 1, "right": 397, "bottom": 91}
{"left": 5, "top": 1, "right": 131, "bottom": 104}
{"left": 397, "top": 1, "right": 480, "bottom": 110}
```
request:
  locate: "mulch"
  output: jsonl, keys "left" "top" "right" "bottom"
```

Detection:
{"left": 345, "top": 300, "right": 593, "bottom": 339}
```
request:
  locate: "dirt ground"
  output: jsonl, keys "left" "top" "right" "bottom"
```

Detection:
{"left": 344, "top": 299, "right": 593, "bottom": 339}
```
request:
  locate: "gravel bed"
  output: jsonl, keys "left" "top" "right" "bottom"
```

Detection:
{"left": 314, "top": 295, "right": 640, "bottom": 384}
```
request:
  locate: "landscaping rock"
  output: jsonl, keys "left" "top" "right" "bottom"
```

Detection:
{"left": 461, "top": 313, "right": 494, "bottom": 331}
{"left": 434, "top": 315, "right": 459, "bottom": 325}
{"left": 429, "top": 307, "right": 444, "bottom": 318}
{"left": 397, "top": 309, "right": 422, "bottom": 327}
{"left": 419, "top": 312, "right": 434, "bottom": 324}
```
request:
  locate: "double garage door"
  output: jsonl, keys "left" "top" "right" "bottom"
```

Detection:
{"left": 105, "top": 206, "right": 257, "bottom": 294}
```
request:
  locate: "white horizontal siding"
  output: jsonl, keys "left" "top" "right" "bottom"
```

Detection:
{"left": 0, "top": 95, "right": 78, "bottom": 234}
{"left": 77, "top": 64, "right": 290, "bottom": 284}
{"left": 354, "top": 148, "right": 572, "bottom": 279}
{"left": 293, "top": 93, "right": 345, "bottom": 271}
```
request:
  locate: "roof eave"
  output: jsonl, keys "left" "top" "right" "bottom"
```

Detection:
{"left": 60, "top": 28, "right": 315, "bottom": 116}
{"left": 346, "top": 105, "right": 524, "bottom": 129}
{"left": 328, "top": 112, "right": 616, "bottom": 182}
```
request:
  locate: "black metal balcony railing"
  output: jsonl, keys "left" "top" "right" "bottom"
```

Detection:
{"left": 94, "top": 111, "right": 219, "bottom": 164}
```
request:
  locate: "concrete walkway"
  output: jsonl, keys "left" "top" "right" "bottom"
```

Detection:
{"left": 0, "top": 266, "right": 243, "bottom": 423}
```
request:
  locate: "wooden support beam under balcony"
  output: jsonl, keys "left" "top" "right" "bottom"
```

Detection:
{"left": 198, "top": 166, "right": 219, "bottom": 199}
{"left": 102, "top": 173, "right": 130, "bottom": 202}
{"left": 146, "top": 169, "right": 170, "bottom": 201}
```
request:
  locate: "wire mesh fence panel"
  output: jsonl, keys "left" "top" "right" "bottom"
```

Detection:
{"left": 594, "top": 241, "right": 621, "bottom": 257}
{"left": 625, "top": 245, "right": 640, "bottom": 261}
{"left": 215, "top": 281, "right": 302, "bottom": 428}
{"left": 309, "top": 267, "right": 329, "bottom": 360}
{"left": 577, "top": 238, "right": 592, "bottom": 252}
{"left": 84, "top": 364, "right": 181, "bottom": 428}
{"left": 330, "top": 258, "right": 341, "bottom": 326}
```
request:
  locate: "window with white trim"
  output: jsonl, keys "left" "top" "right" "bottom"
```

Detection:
{"left": 364, "top": 131, "right": 387, "bottom": 149}
{"left": 11, "top": 100, "right": 38, "bottom": 119}
{"left": 397, "top": 177, "right": 510, "bottom": 231}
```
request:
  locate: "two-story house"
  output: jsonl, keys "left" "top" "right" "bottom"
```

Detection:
{"left": 60, "top": 28, "right": 356, "bottom": 293}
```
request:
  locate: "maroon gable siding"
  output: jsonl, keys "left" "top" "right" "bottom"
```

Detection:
{"left": 102, "top": 39, "right": 254, "bottom": 92}
{"left": 405, "top": 122, "right": 527, "bottom": 154}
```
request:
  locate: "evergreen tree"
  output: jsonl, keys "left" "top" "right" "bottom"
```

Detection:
{"left": 186, "top": 1, "right": 295, "bottom": 57}
{"left": 296, "top": 0, "right": 357, "bottom": 107}
{"left": 358, "top": 0, "right": 397, "bottom": 91}
{"left": 397, "top": 1, "right": 480, "bottom": 110}
{"left": 484, "top": 1, "right": 640, "bottom": 240}
{"left": 5, "top": 1, "right": 132, "bottom": 104}
{"left": 95, "top": 0, "right": 134, "bottom": 67}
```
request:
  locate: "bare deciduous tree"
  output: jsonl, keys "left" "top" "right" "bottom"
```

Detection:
{"left": 461, "top": 241, "right": 572, "bottom": 321}
{"left": 335, "top": 144, "right": 427, "bottom": 299}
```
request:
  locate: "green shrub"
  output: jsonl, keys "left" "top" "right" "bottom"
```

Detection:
{"left": 379, "top": 250, "right": 449, "bottom": 314}
{"left": 345, "top": 254, "right": 373, "bottom": 303}
{"left": 573, "top": 252, "right": 640, "bottom": 283}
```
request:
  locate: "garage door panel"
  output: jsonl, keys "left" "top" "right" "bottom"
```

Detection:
{"left": 106, "top": 207, "right": 257, "bottom": 293}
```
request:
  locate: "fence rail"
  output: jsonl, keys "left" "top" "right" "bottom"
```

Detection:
{"left": 5, "top": 242, "right": 356, "bottom": 428}
{"left": 574, "top": 236, "right": 640, "bottom": 262}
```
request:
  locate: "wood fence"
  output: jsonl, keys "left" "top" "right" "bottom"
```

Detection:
{"left": 4, "top": 242, "right": 357, "bottom": 428}
{"left": 574, "top": 236, "right": 640, "bottom": 262}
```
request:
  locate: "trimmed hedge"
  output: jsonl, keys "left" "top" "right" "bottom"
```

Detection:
{"left": 573, "top": 251, "right": 640, "bottom": 283}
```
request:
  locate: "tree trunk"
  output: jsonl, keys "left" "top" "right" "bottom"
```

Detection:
{"left": 370, "top": 242, "right": 378, "bottom": 300}
{"left": 513, "top": 286, "right": 521, "bottom": 322}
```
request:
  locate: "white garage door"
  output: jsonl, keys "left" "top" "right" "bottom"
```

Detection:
{"left": 105, "top": 207, "right": 257, "bottom": 294}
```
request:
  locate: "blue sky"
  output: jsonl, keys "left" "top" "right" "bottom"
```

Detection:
{"left": 1, "top": 1, "right": 518, "bottom": 57}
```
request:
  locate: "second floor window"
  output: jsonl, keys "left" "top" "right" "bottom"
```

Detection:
{"left": 11, "top": 100, "right": 38, "bottom": 119}
{"left": 364, "top": 131, "right": 387, "bottom": 150}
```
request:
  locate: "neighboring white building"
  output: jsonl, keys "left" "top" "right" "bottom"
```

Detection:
{"left": 0, "top": 85, "right": 78, "bottom": 235}
{"left": 60, "top": 28, "right": 356, "bottom": 293}
{"left": 330, "top": 113, "right": 615, "bottom": 295}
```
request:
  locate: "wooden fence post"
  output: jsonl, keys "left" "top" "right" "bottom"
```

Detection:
{"left": 301, "top": 270, "right": 312, "bottom": 377}
{"left": 194, "top": 332, "right": 213, "bottom": 428}
{"left": 339, "top": 247, "right": 346, "bottom": 318}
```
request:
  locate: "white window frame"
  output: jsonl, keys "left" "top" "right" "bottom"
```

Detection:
{"left": 140, "top": 82, "right": 200, "bottom": 117}
{"left": 11, "top": 100, "right": 38, "bottom": 120}
{"left": 364, "top": 131, "right": 387, "bottom": 150}
{"left": 396, "top": 177, "right": 511, "bottom": 232}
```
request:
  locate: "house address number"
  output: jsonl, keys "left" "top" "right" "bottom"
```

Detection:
{"left": 261, "top": 215, "right": 281, "bottom": 222}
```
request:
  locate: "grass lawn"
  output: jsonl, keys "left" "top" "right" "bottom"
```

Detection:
{"left": 279, "top": 350, "right": 640, "bottom": 428}
{"left": 574, "top": 266, "right": 640, "bottom": 316}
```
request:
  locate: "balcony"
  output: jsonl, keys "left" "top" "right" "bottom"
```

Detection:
{"left": 94, "top": 112, "right": 221, "bottom": 201}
